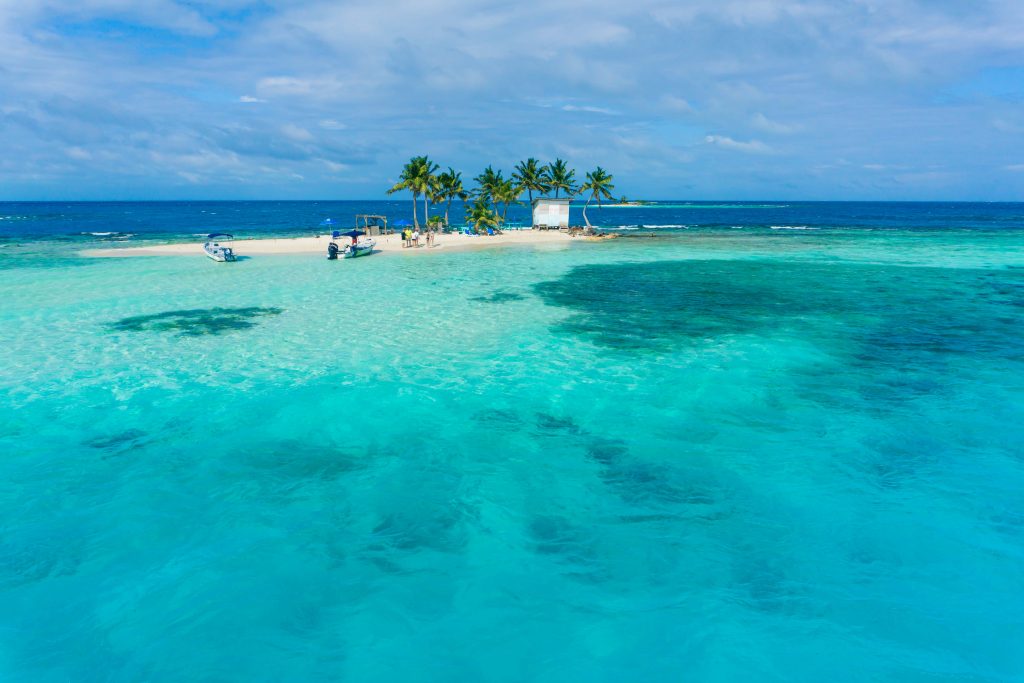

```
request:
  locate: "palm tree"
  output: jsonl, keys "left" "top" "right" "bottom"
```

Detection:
{"left": 387, "top": 156, "right": 427, "bottom": 229}
{"left": 473, "top": 166, "right": 503, "bottom": 205}
{"left": 493, "top": 177, "right": 521, "bottom": 221}
{"left": 418, "top": 156, "right": 439, "bottom": 228}
{"left": 579, "top": 167, "right": 615, "bottom": 229}
{"left": 435, "top": 168, "right": 468, "bottom": 227}
{"left": 386, "top": 155, "right": 438, "bottom": 230}
{"left": 465, "top": 198, "right": 500, "bottom": 234}
{"left": 512, "top": 158, "right": 550, "bottom": 207}
{"left": 546, "top": 159, "right": 577, "bottom": 198}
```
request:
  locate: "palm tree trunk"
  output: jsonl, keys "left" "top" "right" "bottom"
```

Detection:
{"left": 423, "top": 195, "right": 429, "bottom": 227}
{"left": 412, "top": 193, "right": 419, "bottom": 230}
{"left": 583, "top": 195, "right": 593, "bottom": 228}
{"left": 445, "top": 197, "right": 452, "bottom": 227}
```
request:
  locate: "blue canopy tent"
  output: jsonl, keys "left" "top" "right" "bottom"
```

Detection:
{"left": 319, "top": 218, "right": 336, "bottom": 227}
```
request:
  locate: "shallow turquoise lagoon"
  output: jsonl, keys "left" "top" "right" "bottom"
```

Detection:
{"left": 2, "top": 231, "right": 1023, "bottom": 682}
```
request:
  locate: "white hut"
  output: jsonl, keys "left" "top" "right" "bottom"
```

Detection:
{"left": 532, "top": 198, "right": 571, "bottom": 230}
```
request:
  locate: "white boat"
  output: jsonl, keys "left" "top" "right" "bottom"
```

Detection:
{"left": 327, "top": 230, "right": 377, "bottom": 260}
{"left": 204, "top": 233, "right": 236, "bottom": 262}
{"left": 344, "top": 238, "right": 376, "bottom": 258}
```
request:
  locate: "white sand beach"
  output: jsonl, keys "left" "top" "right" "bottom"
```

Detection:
{"left": 82, "top": 229, "right": 611, "bottom": 258}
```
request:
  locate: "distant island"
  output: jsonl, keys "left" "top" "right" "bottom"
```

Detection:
{"left": 606, "top": 199, "right": 655, "bottom": 207}
{"left": 387, "top": 156, "right": 615, "bottom": 231}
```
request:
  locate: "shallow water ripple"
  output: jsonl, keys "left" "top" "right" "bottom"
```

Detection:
{"left": 1, "top": 230, "right": 1023, "bottom": 681}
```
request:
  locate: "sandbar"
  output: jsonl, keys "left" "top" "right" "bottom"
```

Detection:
{"left": 82, "top": 229, "right": 611, "bottom": 258}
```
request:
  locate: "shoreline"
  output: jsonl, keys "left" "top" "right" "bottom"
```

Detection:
{"left": 82, "top": 230, "right": 613, "bottom": 258}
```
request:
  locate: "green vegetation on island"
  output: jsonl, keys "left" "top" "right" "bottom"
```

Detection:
{"left": 387, "top": 156, "right": 616, "bottom": 233}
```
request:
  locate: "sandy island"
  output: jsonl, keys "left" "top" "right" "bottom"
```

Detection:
{"left": 83, "top": 230, "right": 613, "bottom": 258}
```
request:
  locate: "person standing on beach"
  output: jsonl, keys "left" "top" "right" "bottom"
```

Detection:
{"left": 412, "top": 228, "right": 420, "bottom": 247}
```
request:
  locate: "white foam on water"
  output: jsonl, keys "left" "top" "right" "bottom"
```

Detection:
{"left": 770, "top": 225, "right": 819, "bottom": 230}
{"left": 78, "top": 231, "right": 135, "bottom": 239}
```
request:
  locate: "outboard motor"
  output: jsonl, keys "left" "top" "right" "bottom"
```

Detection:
{"left": 327, "top": 242, "right": 340, "bottom": 260}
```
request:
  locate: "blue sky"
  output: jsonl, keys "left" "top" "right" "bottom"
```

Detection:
{"left": 0, "top": 0, "right": 1022, "bottom": 200}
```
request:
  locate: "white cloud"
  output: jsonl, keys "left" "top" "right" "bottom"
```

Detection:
{"left": 65, "top": 146, "right": 91, "bottom": 160}
{"left": 257, "top": 76, "right": 314, "bottom": 96}
{"left": 281, "top": 124, "right": 314, "bottom": 142}
{"left": 705, "top": 135, "right": 773, "bottom": 154}
{"left": 561, "top": 104, "right": 617, "bottom": 115}
{"left": 751, "top": 112, "right": 799, "bottom": 135}
{"left": 994, "top": 118, "right": 1024, "bottom": 134}
{"left": 662, "top": 95, "right": 695, "bottom": 113}
{"left": 1006, "top": 164, "right": 1024, "bottom": 172}
{"left": 1, "top": 0, "right": 1022, "bottom": 199}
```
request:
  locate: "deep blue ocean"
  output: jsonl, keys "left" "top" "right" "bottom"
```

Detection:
{"left": 1, "top": 201, "right": 1023, "bottom": 682}
{"left": 2, "top": 200, "right": 1023, "bottom": 243}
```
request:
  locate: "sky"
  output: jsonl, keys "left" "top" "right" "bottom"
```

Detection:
{"left": 0, "top": 0, "right": 1022, "bottom": 200}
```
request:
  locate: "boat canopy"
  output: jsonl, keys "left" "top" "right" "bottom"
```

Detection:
{"left": 339, "top": 230, "right": 365, "bottom": 238}
{"left": 207, "top": 233, "right": 233, "bottom": 239}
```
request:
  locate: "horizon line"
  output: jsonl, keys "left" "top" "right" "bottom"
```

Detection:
{"left": 1, "top": 198, "right": 1022, "bottom": 204}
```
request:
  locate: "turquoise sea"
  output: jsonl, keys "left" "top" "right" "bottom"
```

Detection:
{"left": 2, "top": 202, "right": 1023, "bottom": 681}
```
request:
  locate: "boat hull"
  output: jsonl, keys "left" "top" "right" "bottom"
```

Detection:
{"left": 344, "top": 245, "right": 375, "bottom": 258}
{"left": 342, "top": 239, "right": 377, "bottom": 258}
{"left": 204, "top": 244, "right": 236, "bottom": 262}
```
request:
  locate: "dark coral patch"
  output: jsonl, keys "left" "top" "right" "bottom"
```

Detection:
{"left": 533, "top": 259, "right": 1024, "bottom": 359}
{"left": 470, "top": 290, "right": 527, "bottom": 303}
{"left": 534, "top": 412, "right": 583, "bottom": 435}
{"left": 83, "top": 429, "right": 147, "bottom": 455}
{"left": 108, "top": 307, "right": 283, "bottom": 336}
